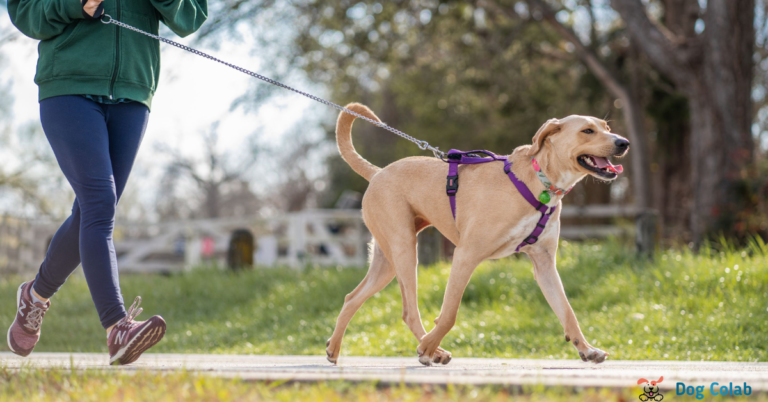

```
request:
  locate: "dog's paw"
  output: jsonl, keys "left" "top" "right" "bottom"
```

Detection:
{"left": 578, "top": 347, "right": 609, "bottom": 364}
{"left": 326, "top": 339, "right": 339, "bottom": 364}
{"left": 417, "top": 346, "right": 452, "bottom": 366}
{"left": 433, "top": 347, "right": 452, "bottom": 365}
{"left": 417, "top": 347, "right": 433, "bottom": 366}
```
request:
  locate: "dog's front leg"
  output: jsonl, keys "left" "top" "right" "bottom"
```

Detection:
{"left": 416, "top": 248, "right": 483, "bottom": 366}
{"left": 527, "top": 247, "right": 609, "bottom": 363}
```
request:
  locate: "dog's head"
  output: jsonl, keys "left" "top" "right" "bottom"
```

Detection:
{"left": 637, "top": 377, "right": 663, "bottom": 397}
{"left": 527, "top": 115, "right": 629, "bottom": 181}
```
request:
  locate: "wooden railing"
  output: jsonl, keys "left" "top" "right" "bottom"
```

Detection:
{"left": 560, "top": 204, "right": 658, "bottom": 255}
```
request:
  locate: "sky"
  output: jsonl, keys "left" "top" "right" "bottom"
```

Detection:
{"left": 0, "top": 13, "right": 323, "bottom": 218}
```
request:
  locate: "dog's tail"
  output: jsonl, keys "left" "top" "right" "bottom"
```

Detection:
{"left": 336, "top": 103, "right": 382, "bottom": 181}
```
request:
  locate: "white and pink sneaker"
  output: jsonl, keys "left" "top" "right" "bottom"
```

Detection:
{"left": 107, "top": 296, "right": 166, "bottom": 365}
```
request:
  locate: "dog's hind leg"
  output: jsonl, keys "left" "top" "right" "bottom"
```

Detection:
{"left": 394, "top": 243, "right": 453, "bottom": 366}
{"left": 326, "top": 241, "right": 394, "bottom": 364}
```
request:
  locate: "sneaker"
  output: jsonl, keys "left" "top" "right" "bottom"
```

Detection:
{"left": 107, "top": 296, "right": 166, "bottom": 365}
{"left": 7, "top": 281, "right": 50, "bottom": 357}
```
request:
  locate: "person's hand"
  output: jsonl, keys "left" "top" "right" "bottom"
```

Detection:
{"left": 83, "top": 0, "right": 105, "bottom": 17}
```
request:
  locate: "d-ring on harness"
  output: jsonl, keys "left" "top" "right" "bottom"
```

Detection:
{"left": 446, "top": 150, "right": 556, "bottom": 253}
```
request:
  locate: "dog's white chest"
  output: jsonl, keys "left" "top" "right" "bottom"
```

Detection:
{"left": 488, "top": 213, "right": 545, "bottom": 259}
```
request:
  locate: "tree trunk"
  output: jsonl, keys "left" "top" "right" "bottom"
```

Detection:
{"left": 687, "top": 91, "right": 719, "bottom": 242}
{"left": 624, "top": 50, "right": 652, "bottom": 209}
{"left": 687, "top": 0, "right": 754, "bottom": 243}
{"left": 620, "top": 93, "right": 652, "bottom": 209}
{"left": 610, "top": 0, "right": 755, "bottom": 244}
{"left": 648, "top": 87, "right": 691, "bottom": 239}
{"left": 206, "top": 184, "right": 221, "bottom": 219}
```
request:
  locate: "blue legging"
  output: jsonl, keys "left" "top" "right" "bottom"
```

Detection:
{"left": 33, "top": 95, "right": 149, "bottom": 329}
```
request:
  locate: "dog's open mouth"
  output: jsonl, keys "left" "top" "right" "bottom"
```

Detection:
{"left": 578, "top": 155, "right": 623, "bottom": 179}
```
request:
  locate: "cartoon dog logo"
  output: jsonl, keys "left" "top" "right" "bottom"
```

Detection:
{"left": 638, "top": 376, "right": 664, "bottom": 401}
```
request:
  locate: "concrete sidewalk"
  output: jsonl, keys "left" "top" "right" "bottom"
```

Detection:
{"left": 2, "top": 353, "right": 766, "bottom": 390}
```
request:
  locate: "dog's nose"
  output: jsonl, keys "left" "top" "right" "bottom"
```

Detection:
{"left": 615, "top": 138, "right": 630, "bottom": 150}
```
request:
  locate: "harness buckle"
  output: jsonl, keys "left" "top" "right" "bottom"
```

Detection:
{"left": 446, "top": 175, "right": 459, "bottom": 194}
{"left": 447, "top": 153, "right": 463, "bottom": 161}
{"left": 525, "top": 236, "right": 538, "bottom": 244}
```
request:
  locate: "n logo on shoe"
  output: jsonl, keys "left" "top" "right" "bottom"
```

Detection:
{"left": 19, "top": 300, "right": 26, "bottom": 316}
{"left": 115, "top": 331, "right": 127, "bottom": 345}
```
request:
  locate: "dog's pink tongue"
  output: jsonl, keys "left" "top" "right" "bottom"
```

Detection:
{"left": 592, "top": 156, "right": 623, "bottom": 174}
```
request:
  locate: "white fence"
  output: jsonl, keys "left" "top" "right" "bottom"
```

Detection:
{"left": 0, "top": 205, "right": 654, "bottom": 275}
{"left": 112, "top": 209, "right": 370, "bottom": 273}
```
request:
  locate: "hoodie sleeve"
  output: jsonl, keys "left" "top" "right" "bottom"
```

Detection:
{"left": 7, "top": 0, "right": 85, "bottom": 40}
{"left": 150, "top": 0, "right": 207, "bottom": 38}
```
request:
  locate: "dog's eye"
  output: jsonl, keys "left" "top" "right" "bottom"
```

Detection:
{"left": 582, "top": 128, "right": 594, "bottom": 134}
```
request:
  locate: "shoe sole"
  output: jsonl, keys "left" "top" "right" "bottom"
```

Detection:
{"left": 6, "top": 283, "right": 22, "bottom": 355}
{"left": 109, "top": 317, "right": 166, "bottom": 366}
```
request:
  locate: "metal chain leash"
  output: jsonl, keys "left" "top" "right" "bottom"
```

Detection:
{"left": 100, "top": 15, "right": 446, "bottom": 159}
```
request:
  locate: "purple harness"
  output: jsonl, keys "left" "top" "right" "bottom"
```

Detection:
{"left": 445, "top": 149, "right": 556, "bottom": 253}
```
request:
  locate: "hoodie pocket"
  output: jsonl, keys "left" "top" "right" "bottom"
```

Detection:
{"left": 53, "top": 20, "right": 114, "bottom": 79}
{"left": 117, "top": 11, "right": 160, "bottom": 89}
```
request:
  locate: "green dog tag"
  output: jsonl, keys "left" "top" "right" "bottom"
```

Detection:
{"left": 538, "top": 191, "right": 551, "bottom": 204}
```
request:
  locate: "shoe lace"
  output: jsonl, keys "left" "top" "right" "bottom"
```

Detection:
{"left": 117, "top": 296, "right": 144, "bottom": 327}
{"left": 24, "top": 305, "right": 46, "bottom": 332}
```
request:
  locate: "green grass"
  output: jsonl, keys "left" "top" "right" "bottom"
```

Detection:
{"left": 2, "top": 369, "right": 766, "bottom": 402}
{"left": 1, "top": 239, "right": 767, "bottom": 361}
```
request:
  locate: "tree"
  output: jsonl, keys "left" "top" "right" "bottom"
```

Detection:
{"left": 266, "top": 130, "right": 326, "bottom": 212}
{"left": 608, "top": 0, "right": 756, "bottom": 244}
{"left": 155, "top": 124, "right": 261, "bottom": 219}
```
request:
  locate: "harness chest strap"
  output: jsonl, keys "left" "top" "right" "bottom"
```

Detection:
{"left": 445, "top": 150, "right": 556, "bottom": 252}
{"left": 502, "top": 160, "right": 557, "bottom": 252}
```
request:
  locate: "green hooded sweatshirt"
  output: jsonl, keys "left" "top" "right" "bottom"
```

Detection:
{"left": 7, "top": 0, "right": 208, "bottom": 109}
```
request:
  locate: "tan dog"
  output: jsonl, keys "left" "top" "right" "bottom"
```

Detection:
{"left": 325, "top": 103, "right": 629, "bottom": 365}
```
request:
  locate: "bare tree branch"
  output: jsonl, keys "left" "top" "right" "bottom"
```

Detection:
{"left": 661, "top": 0, "right": 703, "bottom": 41}
{"left": 532, "top": 46, "right": 576, "bottom": 61}
{"left": 170, "top": 161, "right": 207, "bottom": 185}
{"left": 609, "top": 0, "right": 691, "bottom": 83}
{"left": 583, "top": 0, "right": 598, "bottom": 48}
{"left": 193, "top": 0, "right": 278, "bottom": 41}
{"left": 523, "top": 0, "right": 631, "bottom": 101}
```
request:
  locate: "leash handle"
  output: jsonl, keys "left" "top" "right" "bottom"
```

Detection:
{"left": 100, "top": 15, "right": 446, "bottom": 160}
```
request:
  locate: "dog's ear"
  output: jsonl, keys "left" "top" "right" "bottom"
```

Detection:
{"left": 656, "top": 376, "right": 663, "bottom": 384}
{"left": 637, "top": 378, "right": 649, "bottom": 385}
{"left": 527, "top": 118, "right": 561, "bottom": 156}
